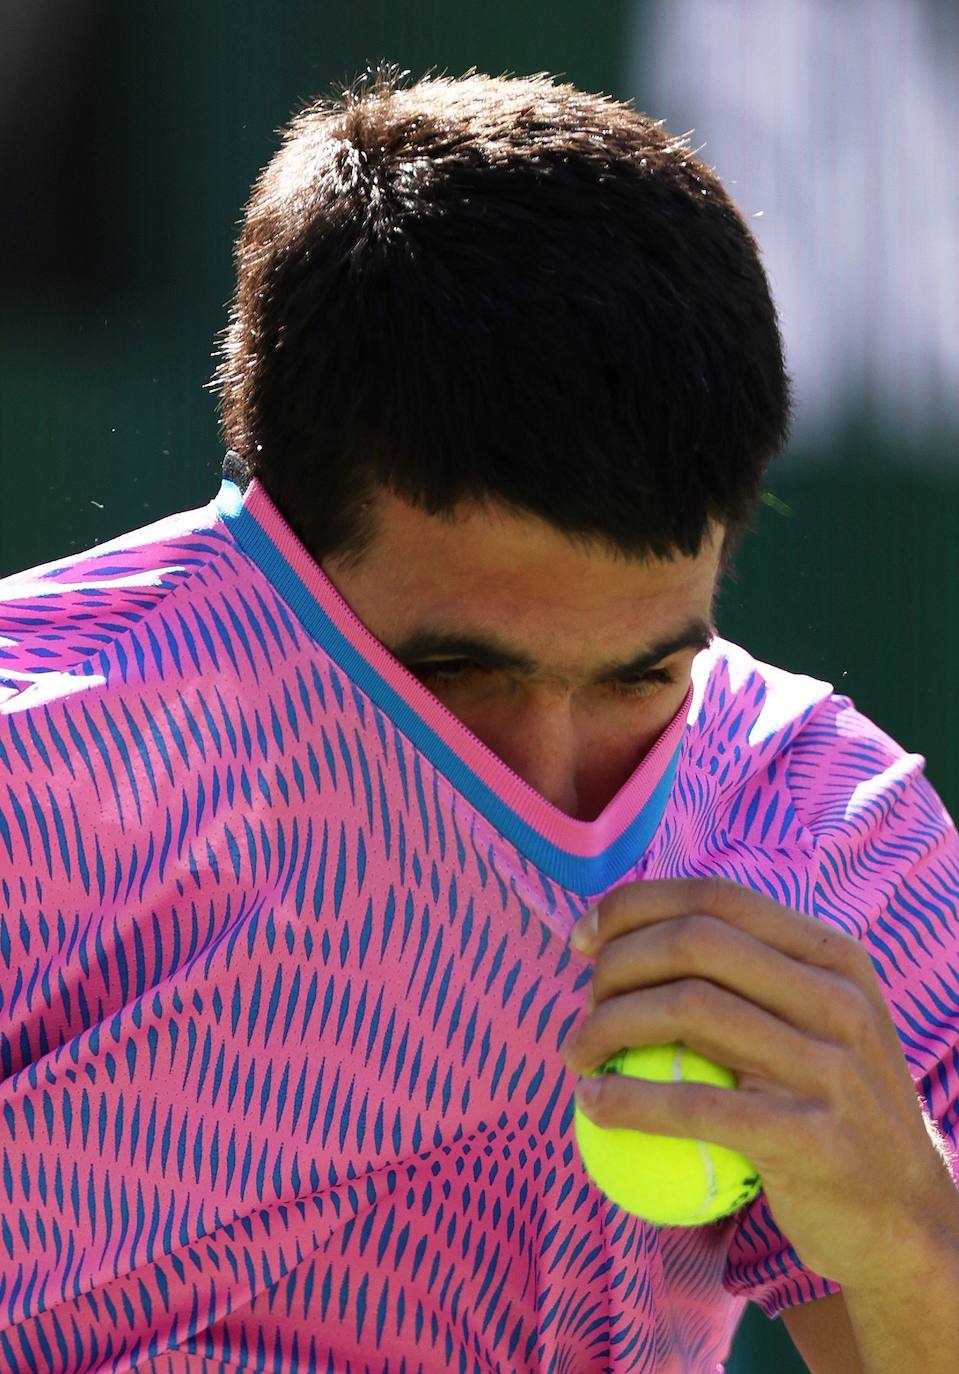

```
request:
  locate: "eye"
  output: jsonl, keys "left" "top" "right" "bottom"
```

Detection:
{"left": 608, "top": 668, "right": 675, "bottom": 699}
{"left": 409, "top": 660, "right": 676, "bottom": 699}
{"left": 408, "top": 659, "right": 482, "bottom": 686}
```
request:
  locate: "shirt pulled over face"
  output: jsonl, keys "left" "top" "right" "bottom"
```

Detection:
{"left": 0, "top": 460, "right": 956, "bottom": 1374}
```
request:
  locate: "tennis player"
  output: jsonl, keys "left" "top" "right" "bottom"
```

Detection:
{"left": 1, "top": 66, "right": 957, "bottom": 1374}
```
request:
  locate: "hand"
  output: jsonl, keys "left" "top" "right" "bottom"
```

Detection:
{"left": 561, "top": 877, "right": 959, "bottom": 1287}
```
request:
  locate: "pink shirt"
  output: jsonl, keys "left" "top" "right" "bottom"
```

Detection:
{"left": 1, "top": 473, "right": 956, "bottom": 1373}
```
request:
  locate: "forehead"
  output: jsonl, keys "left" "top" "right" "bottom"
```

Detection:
{"left": 346, "top": 490, "right": 724, "bottom": 672}
{"left": 366, "top": 488, "right": 725, "bottom": 592}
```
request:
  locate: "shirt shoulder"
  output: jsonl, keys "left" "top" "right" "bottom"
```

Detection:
{"left": 0, "top": 494, "right": 235, "bottom": 714}
{"left": 686, "top": 635, "right": 839, "bottom": 784}
{"left": 686, "top": 636, "right": 938, "bottom": 848}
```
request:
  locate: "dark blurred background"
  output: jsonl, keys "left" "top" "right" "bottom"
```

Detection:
{"left": 1, "top": 3, "right": 956, "bottom": 1367}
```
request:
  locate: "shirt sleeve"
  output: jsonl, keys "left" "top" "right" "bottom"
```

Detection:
{"left": 721, "top": 693, "right": 959, "bottom": 1319}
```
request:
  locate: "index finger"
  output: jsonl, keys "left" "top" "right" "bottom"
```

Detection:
{"left": 586, "top": 875, "right": 860, "bottom": 973}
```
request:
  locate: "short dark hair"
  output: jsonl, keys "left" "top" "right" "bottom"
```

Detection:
{"left": 211, "top": 64, "right": 794, "bottom": 577}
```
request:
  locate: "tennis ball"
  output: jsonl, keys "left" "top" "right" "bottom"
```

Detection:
{"left": 573, "top": 1040, "right": 762, "bottom": 1226}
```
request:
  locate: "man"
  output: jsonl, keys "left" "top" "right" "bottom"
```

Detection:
{"left": 1, "top": 65, "right": 957, "bottom": 1374}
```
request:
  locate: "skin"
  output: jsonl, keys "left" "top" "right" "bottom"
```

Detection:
{"left": 322, "top": 488, "right": 726, "bottom": 823}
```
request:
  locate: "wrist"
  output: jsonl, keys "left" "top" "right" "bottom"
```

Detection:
{"left": 843, "top": 1197, "right": 959, "bottom": 1298}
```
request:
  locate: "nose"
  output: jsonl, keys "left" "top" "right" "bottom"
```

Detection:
{"left": 482, "top": 687, "right": 583, "bottom": 815}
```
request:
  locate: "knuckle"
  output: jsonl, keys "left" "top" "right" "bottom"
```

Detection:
{"left": 810, "top": 1039, "right": 849, "bottom": 1093}
{"left": 813, "top": 918, "right": 865, "bottom": 970}
{"left": 657, "top": 920, "right": 688, "bottom": 966}
{"left": 684, "top": 913, "right": 722, "bottom": 960}
{"left": 658, "top": 914, "right": 715, "bottom": 972}
{"left": 834, "top": 988, "right": 874, "bottom": 1048}
{"left": 846, "top": 936, "right": 875, "bottom": 974}
{"left": 671, "top": 976, "right": 714, "bottom": 1018}
{"left": 804, "top": 1029, "right": 863, "bottom": 1106}
{"left": 688, "top": 876, "right": 723, "bottom": 912}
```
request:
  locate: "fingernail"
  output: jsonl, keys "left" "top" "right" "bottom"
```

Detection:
{"left": 575, "top": 1079, "right": 599, "bottom": 1109}
{"left": 571, "top": 906, "right": 598, "bottom": 952}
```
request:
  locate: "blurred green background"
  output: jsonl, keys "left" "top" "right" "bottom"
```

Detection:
{"left": 1, "top": 3, "right": 956, "bottom": 1369}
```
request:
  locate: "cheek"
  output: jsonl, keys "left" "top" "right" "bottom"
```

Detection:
{"left": 576, "top": 683, "right": 692, "bottom": 762}
{"left": 584, "top": 707, "right": 672, "bottom": 762}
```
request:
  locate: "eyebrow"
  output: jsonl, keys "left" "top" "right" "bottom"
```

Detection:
{"left": 389, "top": 615, "right": 717, "bottom": 684}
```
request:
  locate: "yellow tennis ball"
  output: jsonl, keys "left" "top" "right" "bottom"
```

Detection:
{"left": 573, "top": 1041, "right": 762, "bottom": 1226}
